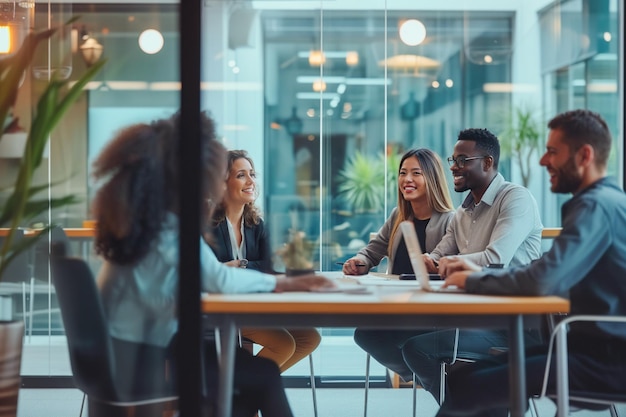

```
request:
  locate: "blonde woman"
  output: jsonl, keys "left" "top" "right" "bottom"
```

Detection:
{"left": 344, "top": 148, "right": 455, "bottom": 384}
{"left": 210, "top": 150, "right": 320, "bottom": 372}
{"left": 343, "top": 148, "right": 454, "bottom": 276}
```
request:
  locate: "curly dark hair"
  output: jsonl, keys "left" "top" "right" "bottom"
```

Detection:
{"left": 211, "top": 149, "right": 262, "bottom": 227}
{"left": 91, "top": 112, "right": 226, "bottom": 265}
{"left": 457, "top": 128, "right": 501, "bottom": 168}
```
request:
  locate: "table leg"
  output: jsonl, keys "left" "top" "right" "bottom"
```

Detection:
{"left": 555, "top": 323, "right": 569, "bottom": 417}
{"left": 508, "top": 315, "right": 526, "bottom": 417}
{"left": 217, "top": 320, "right": 236, "bottom": 417}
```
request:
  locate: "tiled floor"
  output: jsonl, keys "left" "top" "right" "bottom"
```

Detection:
{"left": 16, "top": 387, "right": 624, "bottom": 417}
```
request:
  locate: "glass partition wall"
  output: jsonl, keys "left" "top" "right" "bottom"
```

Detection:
{"left": 5, "top": 0, "right": 622, "bottom": 390}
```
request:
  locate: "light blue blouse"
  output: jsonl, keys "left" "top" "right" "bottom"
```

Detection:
{"left": 97, "top": 213, "right": 276, "bottom": 347}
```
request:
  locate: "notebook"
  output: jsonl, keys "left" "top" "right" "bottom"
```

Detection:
{"left": 399, "top": 220, "right": 464, "bottom": 293}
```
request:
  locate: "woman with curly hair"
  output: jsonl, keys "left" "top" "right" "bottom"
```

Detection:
{"left": 92, "top": 112, "right": 333, "bottom": 417}
{"left": 210, "top": 150, "right": 321, "bottom": 373}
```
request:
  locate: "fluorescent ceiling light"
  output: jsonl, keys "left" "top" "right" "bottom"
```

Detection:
{"left": 587, "top": 82, "right": 617, "bottom": 93}
{"left": 345, "top": 78, "right": 391, "bottom": 86}
{"left": 298, "top": 51, "right": 352, "bottom": 59}
{"left": 150, "top": 81, "right": 180, "bottom": 91}
{"left": 297, "top": 76, "right": 345, "bottom": 83}
{"left": 296, "top": 92, "right": 340, "bottom": 100}
{"left": 379, "top": 54, "right": 440, "bottom": 70}
{"left": 482, "top": 83, "right": 538, "bottom": 93}
{"left": 107, "top": 81, "right": 149, "bottom": 90}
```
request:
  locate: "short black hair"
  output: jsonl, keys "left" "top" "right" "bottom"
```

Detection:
{"left": 548, "top": 109, "right": 611, "bottom": 168}
{"left": 457, "top": 128, "right": 500, "bottom": 169}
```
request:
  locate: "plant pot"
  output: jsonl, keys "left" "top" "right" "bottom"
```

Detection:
{"left": 285, "top": 268, "right": 315, "bottom": 277}
{"left": 0, "top": 320, "right": 24, "bottom": 417}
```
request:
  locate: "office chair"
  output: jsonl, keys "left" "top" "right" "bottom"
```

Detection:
{"left": 51, "top": 251, "right": 178, "bottom": 417}
{"left": 534, "top": 315, "right": 626, "bottom": 417}
{"left": 363, "top": 328, "right": 461, "bottom": 417}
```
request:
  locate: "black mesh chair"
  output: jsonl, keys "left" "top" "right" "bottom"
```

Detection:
{"left": 51, "top": 250, "right": 178, "bottom": 417}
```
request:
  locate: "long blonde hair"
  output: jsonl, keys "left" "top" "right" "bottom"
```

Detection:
{"left": 387, "top": 148, "right": 453, "bottom": 255}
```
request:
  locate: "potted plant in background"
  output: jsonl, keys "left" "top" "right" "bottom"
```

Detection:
{"left": 276, "top": 209, "right": 315, "bottom": 276}
{"left": 0, "top": 24, "right": 104, "bottom": 416}
{"left": 336, "top": 149, "right": 400, "bottom": 248}
{"left": 499, "top": 106, "right": 543, "bottom": 188}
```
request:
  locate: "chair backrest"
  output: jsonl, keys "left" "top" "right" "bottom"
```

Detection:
{"left": 51, "top": 253, "right": 176, "bottom": 403}
{"left": 33, "top": 227, "right": 71, "bottom": 282}
{"left": 50, "top": 254, "right": 119, "bottom": 401}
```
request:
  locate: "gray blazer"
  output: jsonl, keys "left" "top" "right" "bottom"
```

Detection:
{"left": 353, "top": 208, "right": 454, "bottom": 273}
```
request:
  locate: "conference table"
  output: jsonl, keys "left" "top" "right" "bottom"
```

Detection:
{"left": 202, "top": 274, "right": 570, "bottom": 417}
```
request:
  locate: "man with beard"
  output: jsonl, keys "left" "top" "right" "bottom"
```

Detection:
{"left": 397, "top": 127, "right": 544, "bottom": 403}
{"left": 436, "top": 109, "right": 626, "bottom": 417}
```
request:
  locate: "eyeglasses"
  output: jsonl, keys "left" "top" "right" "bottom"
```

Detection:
{"left": 447, "top": 155, "right": 487, "bottom": 168}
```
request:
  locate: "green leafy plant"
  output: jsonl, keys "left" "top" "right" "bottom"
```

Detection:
{"left": 0, "top": 25, "right": 105, "bottom": 279}
{"left": 338, "top": 152, "right": 384, "bottom": 213}
{"left": 337, "top": 150, "right": 400, "bottom": 214}
{"left": 499, "top": 106, "right": 543, "bottom": 188}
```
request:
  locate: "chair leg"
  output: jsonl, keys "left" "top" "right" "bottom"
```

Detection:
{"left": 439, "top": 361, "right": 446, "bottom": 405}
{"left": 29, "top": 277, "right": 35, "bottom": 343}
{"left": 528, "top": 396, "right": 540, "bottom": 417}
{"left": 309, "top": 354, "right": 318, "bottom": 417}
{"left": 412, "top": 373, "right": 417, "bottom": 417}
{"left": 363, "top": 353, "right": 370, "bottom": 417}
{"left": 21, "top": 282, "right": 27, "bottom": 336}
{"left": 79, "top": 393, "right": 86, "bottom": 417}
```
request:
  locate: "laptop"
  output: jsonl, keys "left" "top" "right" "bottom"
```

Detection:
{"left": 399, "top": 220, "right": 464, "bottom": 293}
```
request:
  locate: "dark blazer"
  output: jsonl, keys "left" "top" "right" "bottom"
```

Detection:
{"left": 209, "top": 218, "right": 275, "bottom": 274}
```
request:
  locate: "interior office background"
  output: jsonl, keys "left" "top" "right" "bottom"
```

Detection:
{"left": 1, "top": 0, "right": 623, "bottom": 385}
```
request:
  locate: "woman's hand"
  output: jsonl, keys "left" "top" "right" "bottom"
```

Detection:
{"left": 224, "top": 260, "right": 240, "bottom": 268}
{"left": 342, "top": 258, "right": 368, "bottom": 275}
{"left": 422, "top": 254, "right": 439, "bottom": 273}
{"left": 274, "top": 275, "right": 336, "bottom": 292}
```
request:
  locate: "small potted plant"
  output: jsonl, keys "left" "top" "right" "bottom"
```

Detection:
{"left": 277, "top": 229, "right": 315, "bottom": 276}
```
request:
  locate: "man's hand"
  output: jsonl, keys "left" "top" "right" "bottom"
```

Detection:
{"left": 224, "top": 260, "right": 240, "bottom": 268}
{"left": 438, "top": 257, "right": 481, "bottom": 278}
{"left": 342, "top": 258, "right": 368, "bottom": 275}
{"left": 422, "top": 254, "right": 439, "bottom": 273}
{"left": 274, "top": 275, "right": 336, "bottom": 292}
{"left": 439, "top": 258, "right": 481, "bottom": 289}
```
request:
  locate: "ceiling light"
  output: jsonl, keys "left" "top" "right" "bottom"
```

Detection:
{"left": 346, "top": 51, "right": 359, "bottom": 66}
{"left": 399, "top": 19, "right": 426, "bottom": 46}
{"left": 308, "top": 50, "right": 326, "bottom": 66}
{"left": 379, "top": 54, "right": 440, "bottom": 71}
{"left": 296, "top": 92, "right": 340, "bottom": 100}
{"left": 138, "top": 29, "right": 164, "bottom": 54}
{"left": 80, "top": 37, "right": 104, "bottom": 67}
{"left": 312, "top": 80, "right": 326, "bottom": 92}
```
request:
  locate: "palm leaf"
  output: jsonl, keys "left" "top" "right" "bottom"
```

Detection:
{"left": 0, "top": 23, "right": 103, "bottom": 280}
